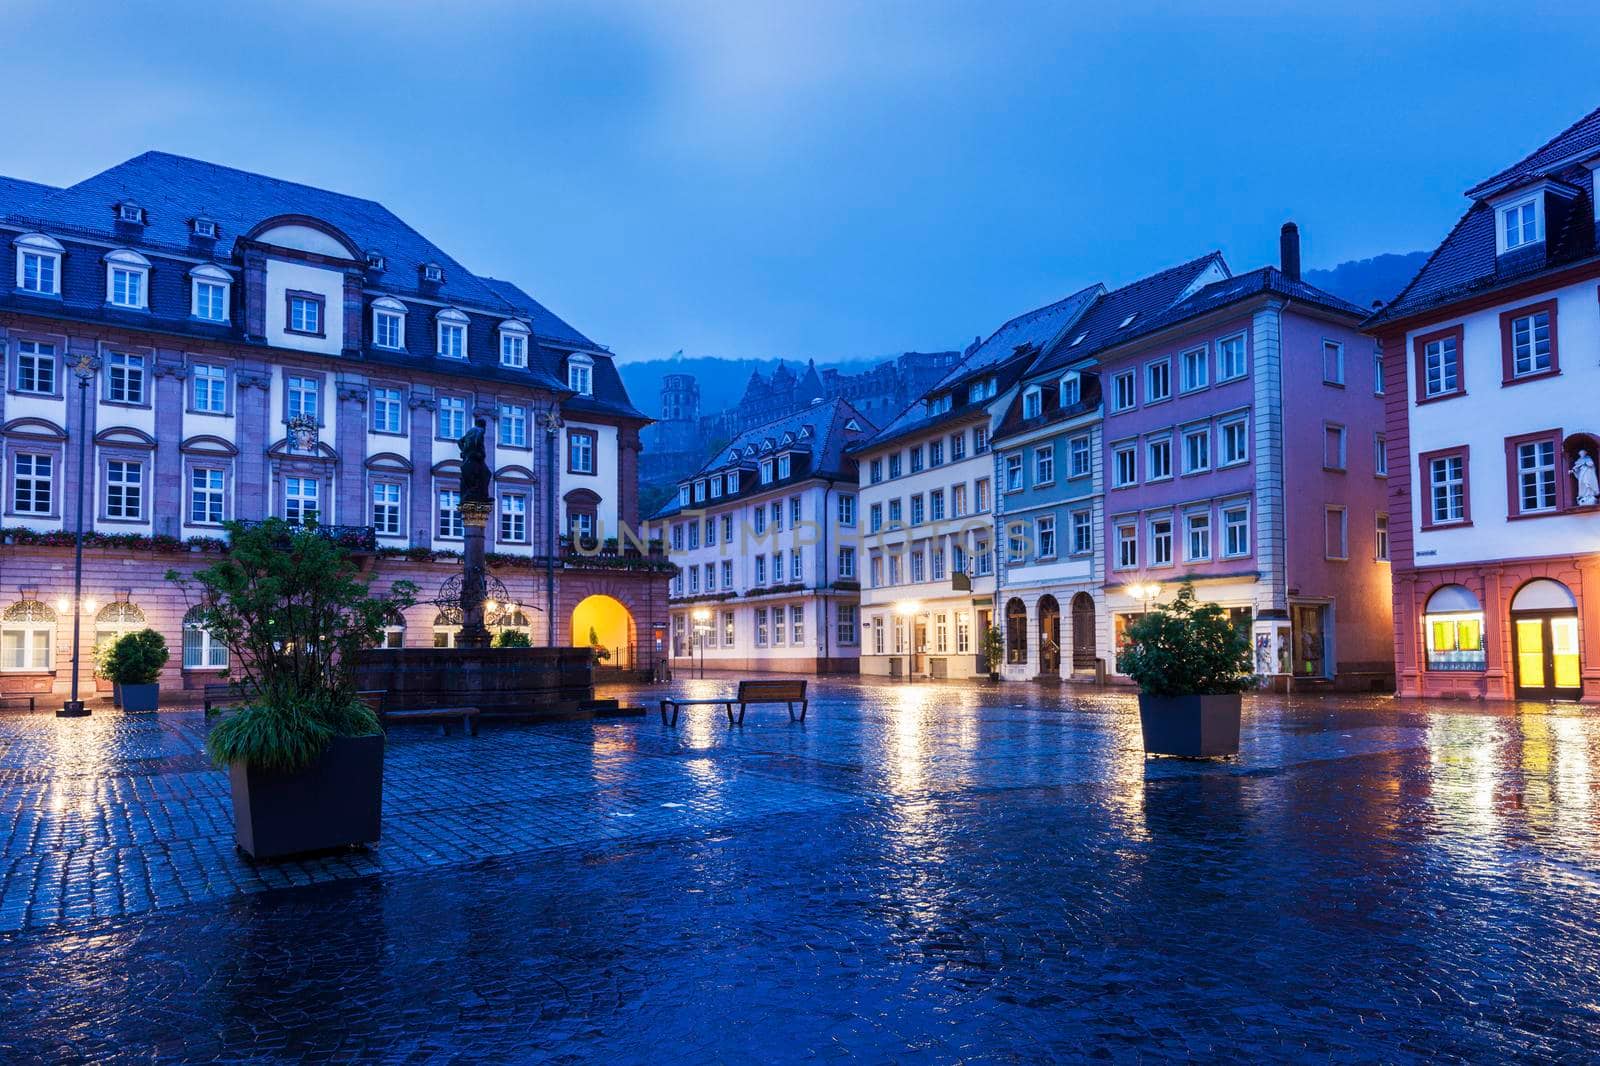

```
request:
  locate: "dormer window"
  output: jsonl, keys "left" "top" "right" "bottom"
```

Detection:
{"left": 421, "top": 263, "right": 444, "bottom": 284}
{"left": 694, "top": 480, "right": 706, "bottom": 502}
{"left": 777, "top": 454, "right": 792, "bottom": 479}
{"left": 1059, "top": 373, "right": 1081, "bottom": 407}
{"left": 1119, "top": 313, "right": 1138, "bottom": 329}
{"left": 927, "top": 394, "right": 952, "bottom": 416}
{"left": 760, "top": 459, "right": 775, "bottom": 484}
{"left": 13, "top": 233, "right": 63, "bottom": 296}
{"left": 967, "top": 377, "right": 997, "bottom": 403}
{"left": 191, "top": 217, "right": 217, "bottom": 239}
{"left": 567, "top": 353, "right": 594, "bottom": 395}
{"left": 1499, "top": 196, "right": 1542, "bottom": 253}
{"left": 104, "top": 249, "right": 151, "bottom": 310}
{"left": 189, "top": 264, "right": 232, "bottom": 322}
{"left": 498, "top": 321, "right": 530, "bottom": 368}
{"left": 710, "top": 475, "right": 723, "bottom": 498}
{"left": 117, "top": 202, "right": 145, "bottom": 225}
{"left": 1022, "top": 386, "right": 1043, "bottom": 419}
{"left": 678, "top": 486, "right": 690, "bottom": 507}
{"left": 366, "top": 251, "right": 387, "bottom": 271}
{"left": 372, "top": 297, "right": 407, "bottom": 350}
{"left": 436, "top": 308, "right": 469, "bottom": 359}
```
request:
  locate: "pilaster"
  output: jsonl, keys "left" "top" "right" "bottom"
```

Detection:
{"left": 336, "top": 379, "right": 369, "bottom": 525}
{"left": 152, "top": 355, "right": 188, "bottom": 536}
{"left": 235, "top": 365, "right": 271, "bottom": 520}
{"left": 408, "top": 393, "right": 436, "bottom": 546}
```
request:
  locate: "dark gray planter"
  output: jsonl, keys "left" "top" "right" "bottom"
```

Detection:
{"left": 1137, "top": 693, "right": 1241, "bottom": 757}
{"left": 111, "top": 683, "right": 123, "bottom": 709}
{"left": 119, "top": 683, "right": 160, "bottom": 712}
{"left": 229, "top": 733, "right": 384, "bottom": 860}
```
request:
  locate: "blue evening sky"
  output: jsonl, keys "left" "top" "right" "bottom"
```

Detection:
{"left": 9, "top": 2, "right": 1599, "bottom": 363}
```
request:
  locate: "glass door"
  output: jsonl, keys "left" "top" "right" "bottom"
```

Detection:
{"left": 1513, "top": 612, "right": 1582, "bottom": 699}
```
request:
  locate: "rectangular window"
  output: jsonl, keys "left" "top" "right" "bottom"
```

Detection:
{"left": 105, "top": 459, "right": 142, "bottom": 519}
{"left": 15, "top": 340, "right": 57, "bottom": 395}
{"left": 1113, "top": 443, "right": 1137, "bottom": 488}
{"left": 1112, "top": 370, "right": 1136, "bottom": 411}
{"left": 929, "top": 440, "right": 943, "bottom": 467}
{"left": 374, "top": 310, "right": 404, "bottom": 349}
{"left": 1502, "top": 302, "right": 1557, "bottom": 381}
{"left": 1324, "top": 506, "right": 1348, "bottom": 560}
{"left": 888, "top": 499, "right": 902, "bottom": 527}
{"left": 1223, "top": 505, "right": 1250, "bottom": 557}
{"left": 1322, "top": 340, "right": 1345, "bottom": 385}
{"left": 1373, "top": 347, "right": 1385, "bottom": 395}
{"left": 1149, "top": 517, "right": 1173, "bottom": 566}
{"left": 1182, "top": 427, "right": 1210, "bottom": 474}
{"left": 721, "top": 514, "right": 733, "bottom": 541}
{"left": 838, "top": 545, "right": 856, "bottom": 579}
{"left": 1115, "top": 522, "right": 1138, "bottom": 570}
{"left": 438, "top": 323, "right": 466, "bottom": 359}
{"left": 1034, "top": 445, "right": 1054, "bottom": 485}
{"left": 791, "top": 549, "right": 803, "bottom": 581}
{"left": 1324, "top": 424, "right": 1347, "bottom": 470}
{"left": 974, "top": 536, "right": 992, "bottom": 575}
{"left": 1217, "top": 333, "right": 1247, "bottom": 380}
{"left": 498, "top": 404, "right": 528, "bottom": 448}
{"left": 287, "top": 293, "right": 322, "bottom": 334}
{"left": 1516, "top": 439, "right": 1558, "bottom": 513}
{"left": 500, "top": 332, "right": 528, "bottom": 368}
{"left": 1374, "top": 433, "right": 1388, "bottom": 476}
{"left": 1502, "top": 198, "right": 1539, "bottom": 251}
{"left": 722, "top": 559, "right": 734, "bottom": 589}
{"left": 909, "top": 445, "right": 924, "bottom": 473}
{"left": 193, "top": 363, "right": 228, "bottom": 414}
{"left": 975, "top": 478, "right": 990, "bottom": 512}
{"left": 1427, "top": 452, "right": 1467, "bottom": 525}
{"left": 20, "top": 250, "right": 57, "bottom": 294}
{"left": 955, "top": 611, "right": 970, "bottom": 654}
{"left": 1376, "top": 513, "right": 1390, "bottom": 561}
{"left": 1071, "top": 510, "right": 1092, "bottom": 554}
{"left": 1419, "top": 330, "right": 1462, "bottom": 399}
{"left": 777, "top": 455, "right": 791, "bottom": 479}
{"left": 1145, "top": 360, "right": 1171, "bottom": 403}
{"left": 190, "top": 468, "right": 224, "bottom": 524}
{"left": 687, "top": 523, "right": 699, "bottom": 550}
{"left": 1068, "top": 435, "right": 1091, "bottom": 478}
{"left": 1004, "top": 454, "right": 1023, "bottom": 492}
{"left": 436, "top": 396, "right": 467, "bottom": 440}
{"left": 107, "top": 352, "right": 146, "bottom": 405}
{"left": 13, "top": 454, "right": 53, "bottom": 515}
{"left": 1184, "top": 512, "right": 1211, "bottom": 562}
{"left": 285, "top": 476, "right": 319, "bottom": 526}
{"left": 837, "top": 605, "right": 857, "bottom": 646}
{"left": 868, "top": 503, "right": 882, "bottom": 533}
{"left": 888, "top": 453, "right": 902, "bottom": 479}
{"left": 1036, "top": 515, "right": 1056, "bottom": 558}
{"left": 1220, "top": 417, "right": 1248, "bottom": 465}
{"left": 567, "top": 430, "right": 596, "bottom": 474}
{"left": 288, "top": 375, "right": 320, "bottom": 421}
{"left": 194, "top": 280, "right": 228, "bottom": 321}
{"left": 1006, "top": 522, "right": 1028, "bottom": 563}
{"left": 568, "top": 360, "right": 592, "bottom": 394}
{"left": 372, "top": 482, "right": 402, "bottom": 536}
{"left": 931, "top": 549, "right": 945, "bottom": 581}
{"left": 438, "top": 489, "right": 463, "bottom": 538}
{"left": 111, "top": 267, "right": 144, "bottom": 308}
{"left": 370, "top": 387, "right": 404, "bottom": 433}
{"left": 790, "top": 496, "right": 801, "bottom": 526}
{"left": 950, "top": 432, "right": 967, "bottom": 462}
{"left": 951, "top": 483, "right": 967, "bottom": 517}
{"left": 929, "top": 488, "right": 945, "bottom": 521}
{"left": 1146, "top": 437, "right": 1172, "bottom": 481}
{"left": 869, "top": 458, "right": 883, "bottom": 484}
{"left": 1022, "top": 388, "right": 1042, "bottom": 419}
{"left": 791, "top": 604, "right": 805, "bottom": 645}
{"left": 754, "top": 555, "right": 766, "bottom": 585}
{"left": 1180, "top": 346, "right": 1208, "bottom": 391}
{"left": 500, "top": 493, "right": 528, "bottom": 542}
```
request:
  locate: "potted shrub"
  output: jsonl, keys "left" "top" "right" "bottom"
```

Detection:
{"left": 100, "top": 628, "right": 169, "bottom": 712}
{"left": 588, "top": 625, "right": 612, "bottom": 662}
{"left": 981, "top": 625, "right": 1004, "bottom": 681}
{"left": 170, "top": 519, "right": 415, "bottom": 860}
{"left": 494, "top": 629, "right": 531, "bottom": 648}
{"left": 1116, "top": 581, "right": 1255, "bottom": 757}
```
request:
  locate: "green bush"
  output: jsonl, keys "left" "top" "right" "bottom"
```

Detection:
{"left": 494, "top": 629, "right": 531, "bottom": 648}
{"left": 100, "top": 628, "right": 169, "bottom": 685}
{"left": 981, "top": 625, "right": 1004, "bottom": 673}
{"left": 170, "top": 518, "right": 415, "bottom": 771}
{"left": 1115, "top": 581, "right": 1255, "bottom": 696}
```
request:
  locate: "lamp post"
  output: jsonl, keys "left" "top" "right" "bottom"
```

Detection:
{"left": 691, "top": 607, "right": 711, "bottom": 679}
{"left": 1126, "top": 582, "right": 1161, "bottom": 616}
{"left": 59, "top": 353, "right": 98, "bottom": 718}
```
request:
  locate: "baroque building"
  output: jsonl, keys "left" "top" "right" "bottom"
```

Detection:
{"left": 1366, "top": 104, "right": 1600, "bottom": 700}
{"left": 0, "top": 152, "right": 670, "bottom": 700}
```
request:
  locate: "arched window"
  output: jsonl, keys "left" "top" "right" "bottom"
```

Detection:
{"left": 182, "top": 606, "right": 228, "bottom": 669}
{"left": 94, "top": 602, "right": 147, "bottom": 663}
{"left": 493, "top": 607, "right": 533, "bottom": 638}
{"left": 567, "top": 353, "right": 594, "bottom": 396}
{"left": 1423, "top": 585, "right": 1485, "bottom": 672}
{"left": 1005, "top": 597, "right": 1028, "bottom": 665}
{"left": 379, "top": 609, "right": 406, "bottom": 649}
{"left": 2, "top": 600, "right": 55, "bottom": 672}
{"left": 432, "top": 611, "right": 460, "bottom": 649}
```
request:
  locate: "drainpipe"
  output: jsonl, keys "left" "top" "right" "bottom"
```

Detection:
{"left": 819, "top": 480, "right": 832, "bottom": 670}
{"left": 544, "top": 406, "right": 560, "bottom": 646}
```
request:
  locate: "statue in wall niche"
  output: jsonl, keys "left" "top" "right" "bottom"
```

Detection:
{"left": 1572, "top": 450, "right": 1599, "bottom": 507}
{"left": 459, "top": 418, "right": 491, "bottom": 506}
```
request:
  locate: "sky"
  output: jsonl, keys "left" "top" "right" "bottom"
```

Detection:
{"left": 7, "top": 2, "right": 1600, "bottom": 364}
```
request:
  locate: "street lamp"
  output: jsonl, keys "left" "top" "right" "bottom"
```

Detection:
{"left": 59, "top": 353, "right": 98, "bottom": 718}
{"left": 1125, "top": 582, "right": 1162, "bottom": 615}
{"left": 691, "top": 607, "right": 711, "bottom": 679}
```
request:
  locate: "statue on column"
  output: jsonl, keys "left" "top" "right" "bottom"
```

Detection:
{"left": 460, "top": 418, "right": 491, "bottom": 506}
{"left": 1572, "top": 449, "right": 1598, "bottom": 507}
{"left": 456, "top": 418, "right": 494, "bottom": 648}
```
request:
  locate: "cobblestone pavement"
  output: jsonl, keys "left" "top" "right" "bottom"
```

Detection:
{"left": 3, "top": 678, "right": 1600, "bottom": 1061}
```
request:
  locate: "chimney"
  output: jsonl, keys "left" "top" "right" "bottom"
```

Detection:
{"left": 1280, "top": 222, "right": 1301, "bottom": 282}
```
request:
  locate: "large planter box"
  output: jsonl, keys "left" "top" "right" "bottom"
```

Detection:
{"left": 229, "top": 733, "right": 384, "bottom": 860}
{"left": 1137, "top": 693, "right": 1241, "bottom": 757}
{"left": 119, "top": 683, "right": 160, "bottom": 713}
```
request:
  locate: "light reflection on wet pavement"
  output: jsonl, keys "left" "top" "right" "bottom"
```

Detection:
{"left": 2, "top": 677, "right": 1600, "bottom": 1061}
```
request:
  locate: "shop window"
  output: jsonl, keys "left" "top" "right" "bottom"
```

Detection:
{"left": 1423, "top": 585, "right": 1486, "bottom": 672}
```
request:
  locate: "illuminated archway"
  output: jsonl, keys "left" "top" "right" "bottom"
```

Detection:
{"left": 572, "top": 594, "right": 636, "bottom": 665}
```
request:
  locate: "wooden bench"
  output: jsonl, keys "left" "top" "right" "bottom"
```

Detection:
{"left": 660, "top": 679, "right": 808, "bottom": 727}
{"left": 382, "top": 706, "right": 480, "bottom": 736}
{"left": 0, "top": 695, "right": 38, "bottom": 713}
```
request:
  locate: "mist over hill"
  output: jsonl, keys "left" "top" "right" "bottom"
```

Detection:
{"left": 617, "top": 252, "right": 1428, "bottom": 418}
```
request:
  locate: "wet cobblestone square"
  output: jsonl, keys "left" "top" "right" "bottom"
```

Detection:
{"left": 2, "top": 677, "right": 1600, "bottom": 1061}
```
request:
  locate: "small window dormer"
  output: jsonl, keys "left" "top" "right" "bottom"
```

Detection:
{"left": 694, "top": 479, "right": 706, "bottom": 502}
{"left": 372, "top": 296, "right": 407, "bottom": 350}
{"left": 366, "top": 250, "right": 387, "bottom": 272}
{"left": 567, "top": 353, "right": 594, "bottom": 395}
{"left": 1493, "top": 187, "right": 1546, "bottom": 256}
{"left": 191, "top": 217, "right": 217, "bottom": 239}
{"left": 1021, "top": 385, "right": 1043, "bottom": 419}
{"left": 189, "top": 263, "right": 232, "bottom": 322}
{"left": 777, "top": 454, "right": 792, "bottom": 479}
{"left": 678, "top": 485, "right": 690, "bottom": 507}
{"left": 421, "top": 262, "right": 444, "bottom": 284}
{"left": 726, "top": 469, "right": 740, "bottom": 493}
{"left": 13, "top": 233, "right": 63, "bottom": 296}
{"left": 1059, "top": 372, "right": 1081, "bottom": 407}
{"left": 104, "top": 248, "right": 151, "bottom": 310}
{"left": 498, "top": 320, "right": 531, "bottom": 369}
{"left": 116, "top": 202, "right": 145, "bottom": 225}
{"left": 436, "top": 307, "right": 469, "bottom": 359}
